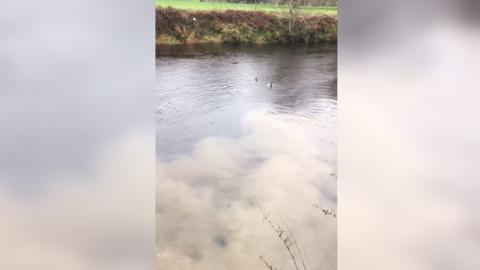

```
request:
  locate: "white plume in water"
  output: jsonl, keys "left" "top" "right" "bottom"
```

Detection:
{"left": 156, "top": 110, "right": 337, "bottom": 270}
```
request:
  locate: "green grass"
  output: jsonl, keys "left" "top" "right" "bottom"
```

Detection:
{"left": 156, "top": 0, "right": 337, "bottom": 16}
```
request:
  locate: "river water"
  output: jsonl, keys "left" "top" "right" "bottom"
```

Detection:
{"left": 156, "top": 44, "right": 337, "bottom": 270}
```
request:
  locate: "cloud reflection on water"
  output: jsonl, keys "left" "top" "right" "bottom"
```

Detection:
{"left": 157, "top": 110, "right": 337, "bottom": 270}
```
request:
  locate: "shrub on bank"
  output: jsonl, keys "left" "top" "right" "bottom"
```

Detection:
{"left": 156, "top": 7, "right": 337, "bottom": 44}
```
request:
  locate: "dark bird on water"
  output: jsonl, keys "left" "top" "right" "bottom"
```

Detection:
{"left": 268, "top": 81, "right": 273, "bottom": 88}
{"left": 254, "top": 76, "right": 258, "bottom": 82}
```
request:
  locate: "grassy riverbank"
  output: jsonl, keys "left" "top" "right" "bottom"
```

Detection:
{"left": 156, "top": 7, "right": 337, "bottom": 46}
{"left": 156, "top": 0, "right": 337, "bottom": 15}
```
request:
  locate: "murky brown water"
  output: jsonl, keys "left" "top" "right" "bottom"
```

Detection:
{"left": 156, "top": 44, "right": 337, "bottom": 270}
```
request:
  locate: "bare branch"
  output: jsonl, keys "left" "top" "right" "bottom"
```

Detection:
{"left": 312, "top": 204, "right": 337, "bottom": 218}
{"left": 279, "top": 215, "right": 308, "bottom": 270}
{"left": 260, "top": 207, "right": 301, "bottom": 270}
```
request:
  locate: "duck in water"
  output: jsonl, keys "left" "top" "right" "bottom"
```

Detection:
{"left": 254, "top": 76, "right": 258, "bottom": 82}
{"left": 268, "top": 81, "right": 273, "bottom": 88}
